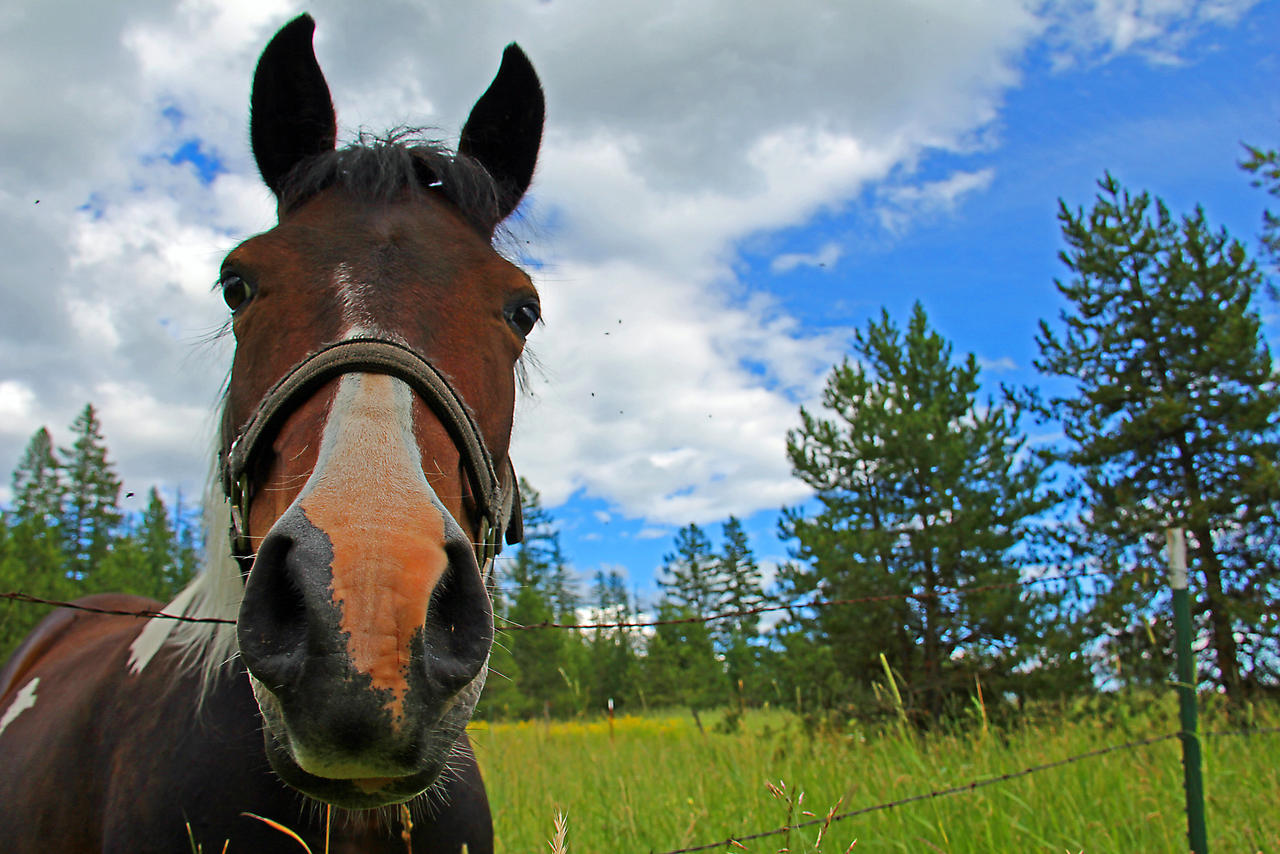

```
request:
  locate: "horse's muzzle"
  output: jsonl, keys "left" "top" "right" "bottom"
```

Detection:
{"left": 236, "top": 501, "right": 493, "bottom": 807}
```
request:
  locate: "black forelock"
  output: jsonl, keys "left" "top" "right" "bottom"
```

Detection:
{"left": 276, "top": 128, "right": 504, "bottom": 237}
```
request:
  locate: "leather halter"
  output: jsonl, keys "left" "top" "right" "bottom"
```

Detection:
{"left": 221, "top": 337, "right": 522, "bottom": 573}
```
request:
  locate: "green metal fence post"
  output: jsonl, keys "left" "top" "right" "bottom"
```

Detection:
{"left": 1166, "top": 527, "right": 1208, "bottom": 854}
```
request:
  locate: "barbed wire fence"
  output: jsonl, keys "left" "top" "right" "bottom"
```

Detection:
{"left": 1, "top": 545, "right": 1274, "bottom": 851}
{"left": 1, "top": 567, "right": 1113, "bottom": 630}
{"left": 0, "top": 591, "right": 235, "bottom": 624}
{"left": 651, "top": 725, "right": 1280, "bottom": 854}
{"left": 657, "top": 732, "right": 1182, "bottom": 854}
{"left": 494, "top": 569, "right": 1113, "bottom": 632}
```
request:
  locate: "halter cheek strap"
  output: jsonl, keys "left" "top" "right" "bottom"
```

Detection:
{"left": 221, "top": 337, "right": 523, "bottom": 573}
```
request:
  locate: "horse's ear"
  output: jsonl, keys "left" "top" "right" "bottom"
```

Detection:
{"left": 459, "top": 44, "right": 544, "bottom": 226}
{"left": 251, "top": 15, "right": 337, "bottom": 199}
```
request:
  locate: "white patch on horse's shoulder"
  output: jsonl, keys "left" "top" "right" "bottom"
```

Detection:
{"left": 0, "top": 677, "right": 40, "bottom": 737}
{"left": 129, "top": 583, "right": 200, "bottom": 674}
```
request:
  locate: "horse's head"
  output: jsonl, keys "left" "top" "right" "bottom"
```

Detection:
{"left": 222, "top": 15, "right": 540, "bottom": 809}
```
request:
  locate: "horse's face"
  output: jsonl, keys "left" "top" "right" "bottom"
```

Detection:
{"left": 224, "top": 192, "right": 529, "bottom": 806}
{"left": 222, "top": 190, "right": 534, "bottom": 516}
{"left": 224, "top": 16, "right": 542, "bottom": 809}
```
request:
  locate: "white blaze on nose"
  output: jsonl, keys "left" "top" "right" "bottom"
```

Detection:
{"left": 296, "top": 373, "right": 451, "bottom": 720}
{"left": 0, "top": 677, "right": 39, "bottom": 737}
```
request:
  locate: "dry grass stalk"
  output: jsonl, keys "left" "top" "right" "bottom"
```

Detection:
{"left": 400, "top": 803, "right": 414, "bottom": 853}
{"left": 242, "top": 812, "right": 313, "bottom": 853}
{"left": 812, "top": 796, "right": 843, "bottom": 849}
{"left": 548, "top": 808, "right": 569, "bottom": 854}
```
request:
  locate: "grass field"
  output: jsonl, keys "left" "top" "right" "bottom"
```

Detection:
{"left": 468, "top": 696, "right": 1280, "bottom": 853}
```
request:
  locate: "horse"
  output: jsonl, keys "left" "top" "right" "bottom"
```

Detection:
{"left": 0, "top": 14, "right": 540, "bottom": 852}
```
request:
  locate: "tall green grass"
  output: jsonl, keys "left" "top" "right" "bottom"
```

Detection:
{"left": 468, "top": 696, "right": 1279, "bottom": 852}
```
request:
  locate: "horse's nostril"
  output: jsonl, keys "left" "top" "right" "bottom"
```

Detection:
{"left": 237, "top": 525, "right": 312, "bottom": 682}
{"left": 423, "top": 536, "right": 495, "bottom": 694}
{"left": 238, "top": 505, "right": 493, "bottom": 705}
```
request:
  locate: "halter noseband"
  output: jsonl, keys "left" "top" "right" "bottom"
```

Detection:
{"left": 221, "top": 337, "right": 522, "bottom": 574}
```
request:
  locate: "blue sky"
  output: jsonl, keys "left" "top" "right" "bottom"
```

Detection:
{"left": 544, "top": 3, "right": 1280, "bottom": 601}
{"left": 0, "top": 1, "right": 1276, "bottom": 611}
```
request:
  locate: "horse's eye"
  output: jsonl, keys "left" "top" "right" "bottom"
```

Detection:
{"left": 506, "top": 300, "right": 541, "bottom": 338}
{"left": 221, "top": 273, "right": 256, "bottom": 312}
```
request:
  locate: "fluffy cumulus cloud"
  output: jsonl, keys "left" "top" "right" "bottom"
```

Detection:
{"left": 0, "top": 0, "right": 1254, "bottom": 525}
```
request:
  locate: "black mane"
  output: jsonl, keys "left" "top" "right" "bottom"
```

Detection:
{"left": 278, "top": 128, "right": 505, "bottom": 237}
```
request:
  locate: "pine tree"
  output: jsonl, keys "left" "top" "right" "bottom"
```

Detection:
{"left": 12, "top": 427, "right": 63, "bottom": 527}
{"left": 658, "top": 523, "right": 717, "bottom": 617}
{"left": 99, "top": 488, "right": 194, "bottom": 600}
{"left": 507, "top": 479, "right": 578, "bottom": 622}
{"left": 488, "top": 479, "right": 582, "bottom": 718}
{"left": 1035, "top": 174, "right": 1280, "bottom": 698}
{"left": 505, "top": 583, "right": 563, "bottom": 715}
{"left": 585, "top": 568, "right": 638, "bottom": 712}
{"left": 782, "top": 303, "right": 1063, "bottom": 722}
{"left": 505, "top": 478, "right": 560, "bottom": 592}
{"left": 137, "top": 488, "right": 176, "bottom": 584}
{"left": 170, "top": 487, "right": 202, "bottom": 588}
{"left": 543, "top": 553, "right": 579, "bottom": 623}
{"left": 0, "top": 427, "right": 70, "bottom": 659}
{"left": 642, "top": 600, "right": 723, "bottom": 710}
{"left": 60, "top": 404, "right": 122, "bottom": 584}
{"left": 651, "top": 523, "right": 727, "bottom": 708}
{"left": 712, "top": 516, "right": 765, "bottom": 697}
{"left": 1240, "top": 141, "right": 1280, "bottom": 271}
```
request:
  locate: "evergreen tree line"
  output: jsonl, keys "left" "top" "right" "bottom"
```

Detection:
{"left": 487, "top": 163, "right": 1280, "bottom": 725}
{"left": 0, "top": 404, "right": 198, "bottom": 658}
{"left": 483, "top": 491, "right": 770, "bottom": 722}
{"left": 3, "top": 158, "right": 1277, "bottom": 726}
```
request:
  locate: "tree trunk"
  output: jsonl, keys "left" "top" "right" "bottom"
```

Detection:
{"left": 1193, "top": 524, "right": 1243, "bottom": 700}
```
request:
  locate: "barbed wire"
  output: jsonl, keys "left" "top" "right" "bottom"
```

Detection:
{"left": 6, "top": 577, "right": 1273, "bottom": 851}
{"left": 0, "top": 591, "right": 235, "bottom": 625}
{"left": 498, "top": 569, "right": 1113, "bottom": 632}
{"left": 0, "top": 569, "right": 1111, "bottom": 630}
{"left": 652, "top": 731, "right": 1183, "bottom": 854}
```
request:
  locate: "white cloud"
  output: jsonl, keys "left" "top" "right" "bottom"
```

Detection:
{"left": 65, "top": 296, "right": 123, "bottom": 352}
{"left": 509, "top": 255, "right": 845, "bottom": 523}
{"left": 0, "top": 0, "right": 1258, "bottom": 532}
{"left": 1043, "top": 0, "right": 1261, "bottom": 66}
{"left": 878, "top": 168, "right": 996, "bottom": 233}
{"left": 978, "top": 355, "right": 1019, "bottom": 374}
{"left": 0, "top": 381, "right": 36, "bottom": 435}
{"left": 91, "top": 380, "right": 221, "bottom": 492}
{"left": 771, "top": 242, "right": 843, "bottom": 275}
